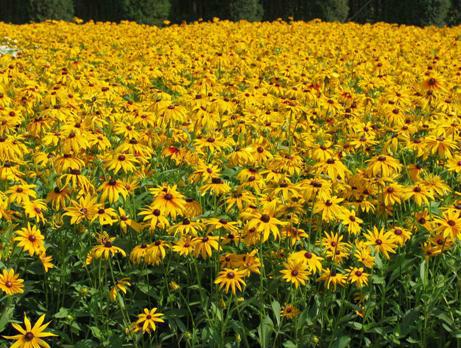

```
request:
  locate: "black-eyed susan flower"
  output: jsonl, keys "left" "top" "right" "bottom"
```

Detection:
{"left": 3, "top": 314, "right": 57, "bottom": 348}
{"left": 280, "top": 259, "right": 309, "bottom": 288}
{"left": 364, "top": 226, "right": 397, "bottom": 259}
{"left": 346, "top": 267, "right": 369, "bottom": 287}
{"left": 132, "top": 308, "right": 165, "bottom": 334}
{"left": 91, "top": 236, "right": 126, "bottom": 259}
{"left": 281, "top": 304, "right": 301, "bottom": 319}
{"left": 214, "top": 268, "right": 246, "bottom": 295}
{"left": 14, "top": 224, "right": 45, "bottom": 256}
{"left": 0, "top": 268, "right": 24, "bottom": 295}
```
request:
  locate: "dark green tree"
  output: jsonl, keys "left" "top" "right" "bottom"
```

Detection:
{"left": 229, "top": 0, "right": 263, "bottom": 21}
{"left": 0, "top": 0, "right": 28, "bottom": 23}
{"left": 315, "top": 0, "right": 349, "bottom": 22}
{"left": 417, "top": 0, "right": 451, "bottom": 25}
{"left": 120, "top": 0, "right": 171, "bottom": 25}
{"left": 74, "top": 0, "right": 124, "bottom": 22}
{"left": 27, "top": 0, "right": 74, "bottom": 21}
{"left": 447, "top": 0, "right": 461, "bottom": 25}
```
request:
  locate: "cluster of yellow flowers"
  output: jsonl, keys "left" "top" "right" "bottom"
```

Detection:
{"left": 0, "top": 18, "right": 460, "bottom": 343}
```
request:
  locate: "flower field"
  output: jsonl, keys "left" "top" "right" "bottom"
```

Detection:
{"left": 0, "top": 19, "right": 461, "bottom": 347}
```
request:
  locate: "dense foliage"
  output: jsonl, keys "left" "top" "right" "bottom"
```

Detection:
{"left": 0, "top": 19, "right": 460, "bottom": 347}
{"left": 0, "top": 0, "right": 461, "bottom": 25}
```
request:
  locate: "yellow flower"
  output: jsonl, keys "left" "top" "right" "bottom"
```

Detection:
{"left": 91, "top": 236, "right": 126, "bottom": 259}
{"left": 192, "top": 235, "right": 219, "bottom": 259}
{"left": 364, "top": 226, "right": 397, "bottom": 259}
{"left": 0, "top": 268, "right": 24, "bottom": 295}
{"left": 39, "top": 252, "right": 55, "bottom": 273}
{"left": 318, "top": 268, "right": 347, "bottom": 290}
{"left": 109, "top": 278, "right": 131, "bottom": 302}
{"left": 14, "top": 224, "right": 45, "bottom": 256}
{"left": 289, "top": 250, "right": 323, "bottom": 274}
{"left": 281, "top": 304, "right": 301, "bottom": 319}
{"left": 3, "top": 314, "right": 57, "bottom": 348}
{"left": 214, "top": 268, "right": 247, "bottom": 295}
{"left": 149, "top": 184, "right": 186, "bottom": 219}
{"left": 280, "top": 259, "right": 309, "bottom": 288}
{"left": 132, "top": 308, "right": 165, "bottom": 334}
{"left": 313, "top": 196, "right": 347, "bottom": 222}
{"left": 346, "top": 267, "right": 369, "bottom": 287}
{"left": 23, "top": 199, "right": 47, "bottom": 223}
{"left": 247, "top": 209, "right": 285, "bottom": 242}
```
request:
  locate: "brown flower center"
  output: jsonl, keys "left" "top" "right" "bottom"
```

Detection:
{"left": 260, "top": 214, "right": 270, "bottom": 223}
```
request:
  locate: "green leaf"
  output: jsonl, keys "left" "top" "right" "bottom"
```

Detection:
{"left": 371, "top": 275, "right": 385, "bottom": 285}
{"left": 331, "top": 335, "right": 351, "bottom": 348}
{"left": 271, "top": 300, "right": 281, "bottom": 327}
{"left": 420, "top": 260, "right": 427, "bottom": 287}
{"left": 350, "top": 322, "right": 362, "bottom": 330}
{"left": 54, "top": 307, "right": 70, "bottom": 319}
{"left": 210, "top": 303, "right": 223, "bottom": 321}
{"left": 257, "top": 315, "right": 274, "bottom": 348}
{"left": 90, "top": 326, "right": 103, "bottom": 340}
{"left": 0, "top": 304, "right": 14, "bottom": 333}
{"left": 398, "top": 309, "right": 419, "bottom": 337}
{"left": 283, "top": 340, "right": 298, "bottom": 348}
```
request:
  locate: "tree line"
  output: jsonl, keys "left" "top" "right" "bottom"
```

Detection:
{"left": 0, "top": 0, "right": 460, "bottom": 26}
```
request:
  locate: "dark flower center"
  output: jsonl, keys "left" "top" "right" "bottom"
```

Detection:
{"left": 212, "top": 177, "right": 223, "bottom": 184}
{"left": 5, "top": 281, "right": 12, "bottom": 287}
{"left": 394, "top": 229, "right": 402, "bottom": 235}
{"left": 260, "top": 214, "right": 270, "bottom": 223}
{"left": 447, "top": 220, "right": 456, "bottom": 226}
{"left": 25, "top": 332, "right": 34, "bottom": 341}
{"left": 291, "top": 270, "right": 298, "bottom": 276}
{"left": 104, "top": 241, "right": 112, "bottom": 248}
{"left": 376, "top": 239, "right": 383, "bottom": 245}
{"left": 227, "top": 272, "right": 235, "bottom": 279}
{"left": 164, "top": 193, "right": 173, "bottom": 200}
{"left": 355, "top": 270, "right": 362, "bottom": 276}
{"left": 29, "top": 235, "right": 36, "bottom": 242}
{"left": 153, "top": 209, "right": 161, "bottom": 216}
